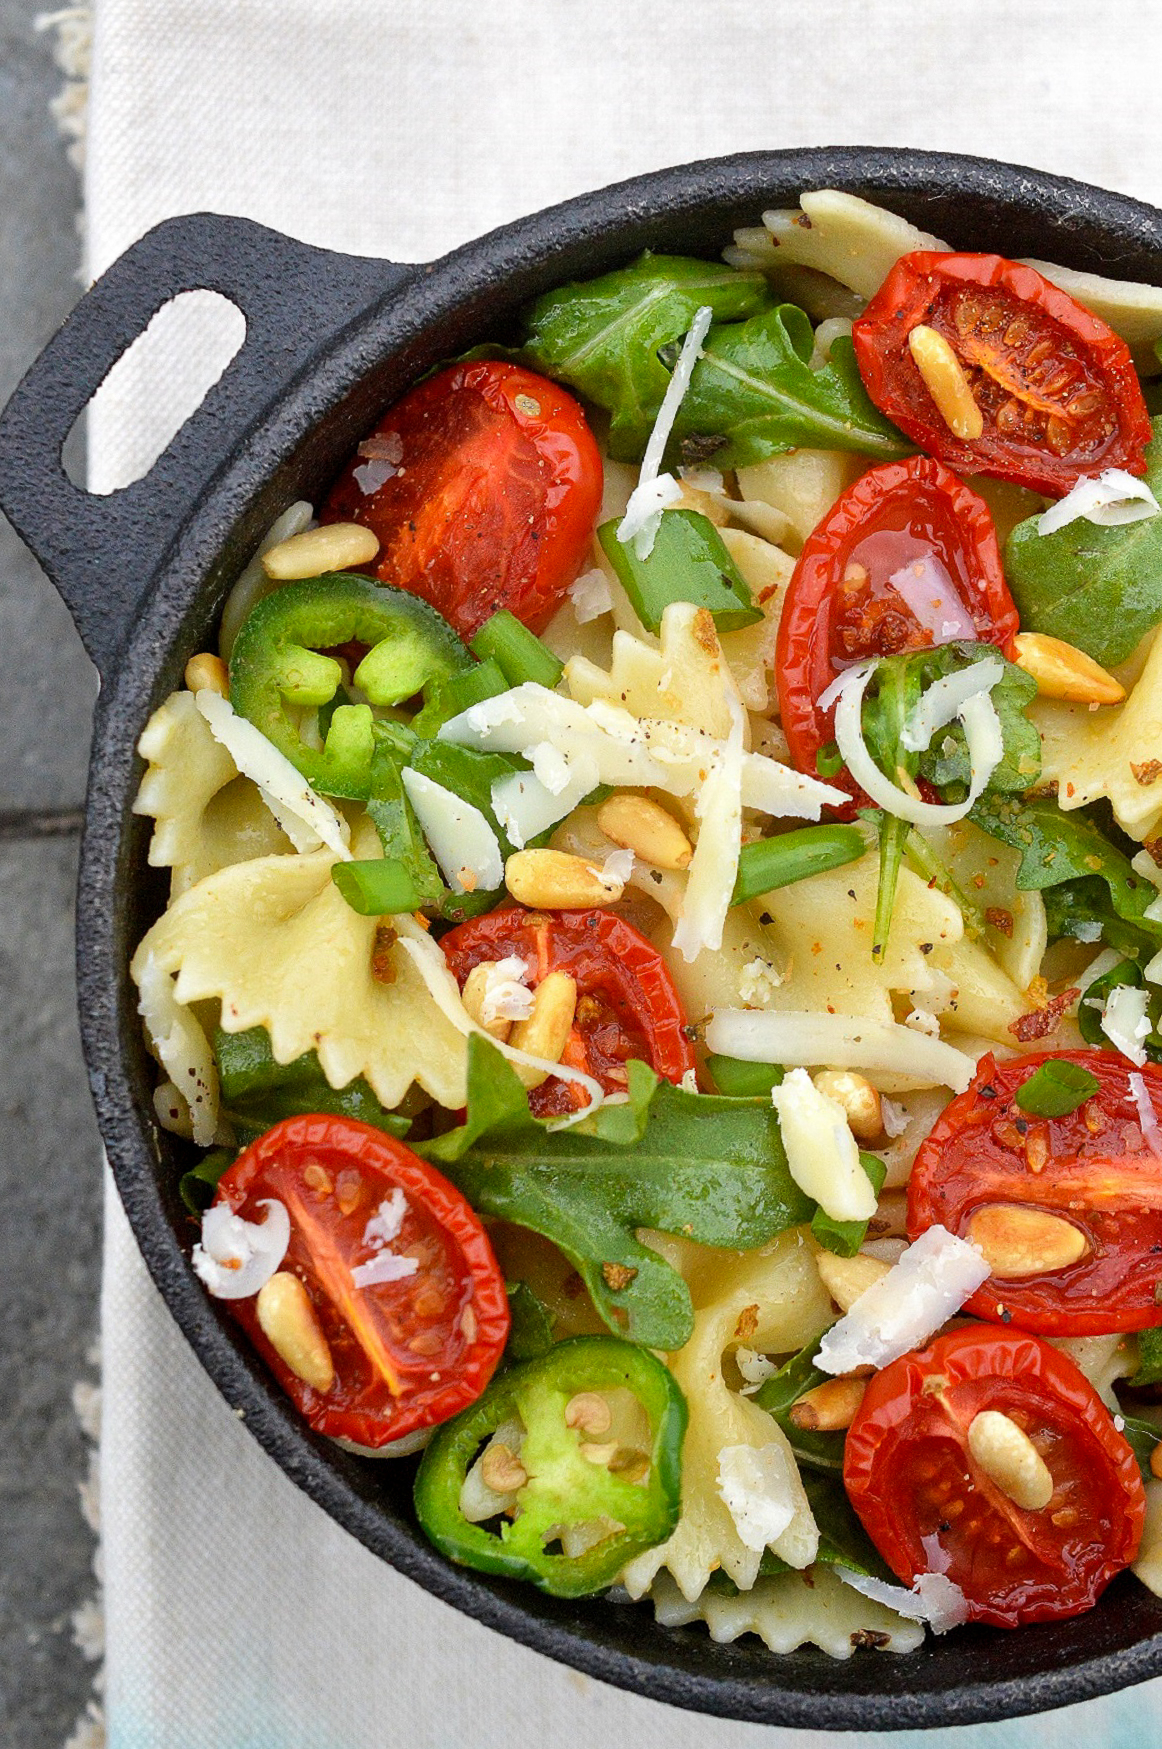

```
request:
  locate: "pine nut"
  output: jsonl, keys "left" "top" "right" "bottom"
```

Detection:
{"left": 789, "top": 1376, "right": 867, "bottom": 1431}
{"left": 261, "top": 522, "right": 380, "bottom": 580}
{"left": 461, "top": 962, "right": 516, "bottom": 1041}
{"left": 480, "top": 1441, "right": 528, "bottom": 1493}
{"left": 908, "top": 324, "right": 984, "bottom": 441}
{"left": 565, "top": 1391, "right": 613, "bottom": 1435}
{"left": 505, "top": 848, "right": 625, "bottom": 909}
{"left": 1150, "top": 1441, "right": 1162, "bottom": 1481}
{"left": 184, "top": 651, "right": 229, "bottom": 697}
{"left": 509, "top": 971, "right": 577, "bottom": 1089}
{"left": 815, "top": 1250, "right": 891, "bottom": 1313}
{"left": 967, "top": 1409, "right": 1054, "bottom": 1510}
{"left": 1013, "top": 632, "right": 1126, "bottom": 706}
{"left": 967, "top": 1204, "right": 1089, "bottom": 1277}
{"left": 256, "top": 1272, "right": 334, "bottom": 1393}
{"left": 812, "top": 1069, "right": 883, "bottom": 1142}
{"left": 597, "top": 794, "right": 693, "bottom": 870}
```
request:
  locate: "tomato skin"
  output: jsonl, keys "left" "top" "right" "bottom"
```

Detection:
{"left": 844, "top": 1325, "right": 1145, "bottom": 1628}
{"left": 908, "top": 1050, "right": 1162, "bottom": 1335}
{"left": 775, "top": 456, "right": 1019, "bottom": 806}
{"left": 440, "top": 907, "right": 696, "bottom": 1118}
{"left": 853, "top": 253, "right": 1151, "bottom": 495}
{"left": 322, "top": 361, "right": 603, "bottom": 639}
{"left": 212, "top": 1115, "right": 510, "bottom": 1449}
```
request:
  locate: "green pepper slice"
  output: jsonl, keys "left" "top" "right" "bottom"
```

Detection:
{"left": 229, "top": 573, "right": 474, "bottom": 797}
{"left": 414, "top": 1335, "right": 686, "bottom": 1597}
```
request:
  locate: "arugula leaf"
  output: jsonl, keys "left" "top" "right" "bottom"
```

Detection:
{"left": 812, "top": 1153, "right": 887, "bottom": 1258}
{"left": 752, "top": 1339, "right": 844, "bottom": 1475}
{"left": 971, "top": 795, "right": 1162, "bottom": 954}
{"left": 179, "top": 1148, "right": 233, "bottom": 1215}
{"left": 1004, "top": 418, "right": 1162, "bottom": 666}
{"left": 1137, "top": 1327, "right": 1162, "bottom": 1388}
{"left": 673, "top": 308, "right": 911, "bottom": 469}
{"left": 1117, "top": 1410, "right": 1162, "bottom": 1482}
{"left": 418, "top": 1036, "right": 814, "bottom": 1350}
{"left": 215, "top": 1025, "right": 410, "bottom": 1148}
{"left": 504, "top": 1282, "right": 556, "bottom": 1362}
{"left": 522, "top": 253, "right": 773, "bottom": 460}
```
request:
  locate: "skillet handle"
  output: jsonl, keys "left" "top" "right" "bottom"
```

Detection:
{"left": 0, "top": 212, "right": 414, "bottom": 680}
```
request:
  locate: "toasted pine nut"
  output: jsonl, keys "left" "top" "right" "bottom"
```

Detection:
{"left": 812, "top": 1069, "right": 883, "bottom": 1142}
{"left": 509, "top": 970, "right": 577, "bottom": 1089}
{"left": 480, "top": 1441, "right": 528, "bottom": 1493}
{"left": 815, "top": 1250, "right": 891, "bottom": 1313}
{"left": 789, "top": 1376, "right": 867, "bottom": 1432}
{"left": 580, "top": 1441, "right": 620, "bottom": 1466}
{"left": 967, "top": 1204, "right": 1089, "bottom": 1277}
{"left": 1151, "top": 1440, "right": 1162, "bottom": 1481}
{"left": 261, "top": 522, "right": 380, "bottom": 580}
{"left": 565, "top": 1391, "right": 612, "bottom": 1435}
{"left": 1013, "top": 632, "right": 1126, "bottom": 705}
{"left": 184, "top": 651, "right": 229, "bottom": 697}
{"left": 505, "top": 848, "right": 624, "bottom": 909}
{"left": 597, "top": 794, "right": 693, "bottom": 871}
{"left": 967, "top": 1409, "right": 1054, "bottom": 1510}
{"left": 461, "top": 961, "right": 517, "bottom": 1042}
{"left": 908, "top": 324, "right": 984, "bottom": 441}
{"left": 256, "top": 1272, "right": 334, "bottom": 1394}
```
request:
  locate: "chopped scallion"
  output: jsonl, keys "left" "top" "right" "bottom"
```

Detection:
{"left": 470, "top": 610, "right": 563, "bottom": 689}
{"left": 731, "top": 823, "right": 868, "bottom": 907}
{"left": 1014, "top": 1058, "right": 1101, "bottom": 1118}
{"left": 331, "top": 858, "right": 424, "bottom": 916}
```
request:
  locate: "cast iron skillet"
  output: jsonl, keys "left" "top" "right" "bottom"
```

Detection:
{"left": 3, "top": 146, "right": 1162, "bottom": 1730}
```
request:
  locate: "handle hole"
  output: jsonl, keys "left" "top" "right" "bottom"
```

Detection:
{"left": 62, "top": 290, "right": 247, "bottom": 493}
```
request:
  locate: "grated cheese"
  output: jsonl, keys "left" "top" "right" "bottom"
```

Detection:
{"left": 705, "top": 1009, "right": 976, "bottom": 1093}
{"left": 618, "top": 304, "right": 714, "bottom": 559}
{"left": 568, "top": 567, "right": 615, "bottom": 623}
{"left": 814, "top": 1225, "right": 990, "bottom": 1376}
{"left": 1037, "top": 469, "right": 1161, "bottom": 535}
{"left": 1130, "top": 1072, "right": 1162, "bottom": 1157}
{"left": 1100, "top": 982, "right": 1153, "bottom": 1067}
{"left": 716, "top": 1442, "right": 802, "bottom": 1555}
{"left": 400, "top": 768, "right": 503, "bottom": 894}
{"left": 835, "top": 1566, "right": 968, "bottom": 1634}
{"left": 194, "top": 689, "right": 351, "bottom": 858}
{"left": 351, "top": 1251, "right": 419, "bottom": 1289}
{"left": 670, "top": 696, "right": 744, "bottom": 963}
{"left": 192, "top": 1199, "right": 290, "bottom": 1300}
{"left": 770, "top": 1069, "right": 876, "bottom": 1223}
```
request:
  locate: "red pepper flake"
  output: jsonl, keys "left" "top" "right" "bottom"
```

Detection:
{"left": 985, "top": 907, "right": 1014, "bottom": 938}
{"left": 602, "top": 1262, "right": 638, "bottom": 1291}
{"left": 1132, "top": 760, "right": 1162, "bottom": 787}
{"left": 1008, "top": 986, "right": 1081, "bottom": 1042}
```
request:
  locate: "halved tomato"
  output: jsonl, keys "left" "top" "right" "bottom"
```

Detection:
{"left": 908, "top": 1050, "right": 1162, "bottom": 1334}
{"left": 211, "top": 1115, "right": 510, "bottom": 1449}
{"left": 844, "top": 1325, "right": 1145, "bottom": 1627}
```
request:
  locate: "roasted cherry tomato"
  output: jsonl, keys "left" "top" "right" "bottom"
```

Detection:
{"left": 322, "top": 360, "right": 603, "bottom": 639}
{"left": 844, "top": 1325, "right": 1145, "bottom": 1628}
{"left": 440, "top": 906, "right": 696, "bottom": 1118}
{"left": 211, "top": 1115, "right": 510, "bottom": 1449}
{"left": 908, "top": 1050, "right": 1162, "bottom": 1335}
{"left": 774, "top": 456, "right": 1019, "bottom": 805}
{"left": 853, "top": 252, "right": 1151, "bottom": 495}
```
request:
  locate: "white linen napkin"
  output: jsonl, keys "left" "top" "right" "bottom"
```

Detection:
{"left": 87, "top": 3, "right": 1162, "bottom": 1743}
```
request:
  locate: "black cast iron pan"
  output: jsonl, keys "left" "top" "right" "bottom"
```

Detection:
{"left": 3, "top": 146, "right": 1162, "bottom": 1730}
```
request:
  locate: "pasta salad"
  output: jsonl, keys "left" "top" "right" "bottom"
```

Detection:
{"left": 131, "top": 188, "right": 1162, "bottom": 1656}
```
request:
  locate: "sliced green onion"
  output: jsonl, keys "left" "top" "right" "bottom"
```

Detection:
{"left": 410, "top": 658, "right": 508, "bottom": 737}
{"left": 331, "top": 858, "right": 424, "bottom": 916}
{"left": 1014, "top": 1059, "right": 1101, "bottom": 1119}
{"left": 705, "top": 1055, "right": 784, "bottom": 1098}
{"left": 470, "top": 610, "right": 563, "bottom": 689}
{"left": 872, "top": 812, "right": 909, "bottom": 965}
{"left": 597, "top": 508, "right": 762, "bottom": 634}
{"left": 811, "top": 1153, "right": 886, "bottom": 1257}
{"left": 732, "top": 823, "right": 868, "bottom": 907}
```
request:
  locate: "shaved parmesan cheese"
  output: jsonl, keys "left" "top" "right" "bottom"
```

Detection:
{"left": 716, "top": 1442, "right": 802, "bottom": 1554}
{"left": 823, "top": 660, "right": 1004, "bottom": 827}
{"left": 881, "top": 1096, "right": 910, "bottom": 1138}
{"left": 601, "top": 848, "right": 635, "bottom": 885}
{"left": 739, "top": 956, "right": 783, "bottom": 1005}
{"left": 671, "top": 697, "right": 744, "bottom": 963}
{"left": 770, "top": 1068, "right": 875, "bottom": 1223}
{"left": 814, "top": 1225, "right": 990, "bottom": 1376}
{"left": 351, "top": 1251, "right": 419, "bottom": 1289}
{"left": 491, "top": 752, "right": 601, "bottom": 849}
{"left": 734, "top": 1348, "right": 779, "bottom": 1393}
{"left": 473, "top": 957, "right": 534, "bottom": 1027}
{"left": 836, "top": 1566, "right": 968, "bottom": 1634}
{"left": 401, "top": 768, "right": 503, "bottom": 894}
{"left": 1130, "top": 1072, "right": 1162, "bottom": 1156}
{"left": 900, "top": 659, "right": 1005, "bottom": 755}
{"left": 1037, "top": 469, "right": 1161, "bottom": 535}
{"left": 705, "top": 1009, "right": 977, "bottom": 1093}
{"left": 135, "top": 948, "right": 219, "bottom": 1146}
{"left": 193, "top": 1199, "right": 290, "bottom": 1300}
{"left": 363, "top": 1190, "right": 407, "bottom": 1249}
{"left": 568, "top": 567, "right": 614, "bottom": 623}
{"left": 194, "top": 689, "right": 351, "bottom": 858}
{"left": 619, "top": 304, "right": 714, "bottom": 559}
{"left": 1100, "top": 981, "right": 1153, "bottom": 1066}
{"left": 889, "top": 554, "right": 976, "bottom": 644}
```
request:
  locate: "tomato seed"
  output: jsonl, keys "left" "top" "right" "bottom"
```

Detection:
{"left": 304, "top": 1162, "right": 333, "bottom": 1196}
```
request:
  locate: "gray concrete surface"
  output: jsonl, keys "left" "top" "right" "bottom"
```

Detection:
{"left": 0, "top": 4, "right": 104, "bottom": 1746}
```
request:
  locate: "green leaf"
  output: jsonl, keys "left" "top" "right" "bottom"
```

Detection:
{"left": 1118, "top": 1410, "right": 1162, "bottom": 1482}
{"left": 752, "top": 1339, "right": 844, "bottom": 1476}
{"left": 418, "top": 1035, "right": 813, "bottom": 1351}
{"left": 971, "top": 795, "right": 1162, "bottom": 955}
{"left": 504, "top": 1282, "right": 556, "bottom": 1362}
{"left": 673, "top": 310, "right": 911, "bottom": 469}
{"left": 705, "top": 1055, "right": 783, "bottom": 1098}
{"left": 811, "top": 1153, "right": 887, "bottom": 1258}
{"left": 1005, "top": 418, "right": 1162, "bottom": 666}
{"left": 215, "top": 1025, "right": 410, "bottom": 1148}
{"left": 1137, "top": 1327, "right": 1162, "bottom": 1388}
{"left": 521, "top": 253, "right": 774, "bottom": 460}
{"left": 179, "top": 1148, "right": 233, "bottom": 1215}
{"left": 1014, "top": 1058, "right": 1101, "bottom": 1118}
